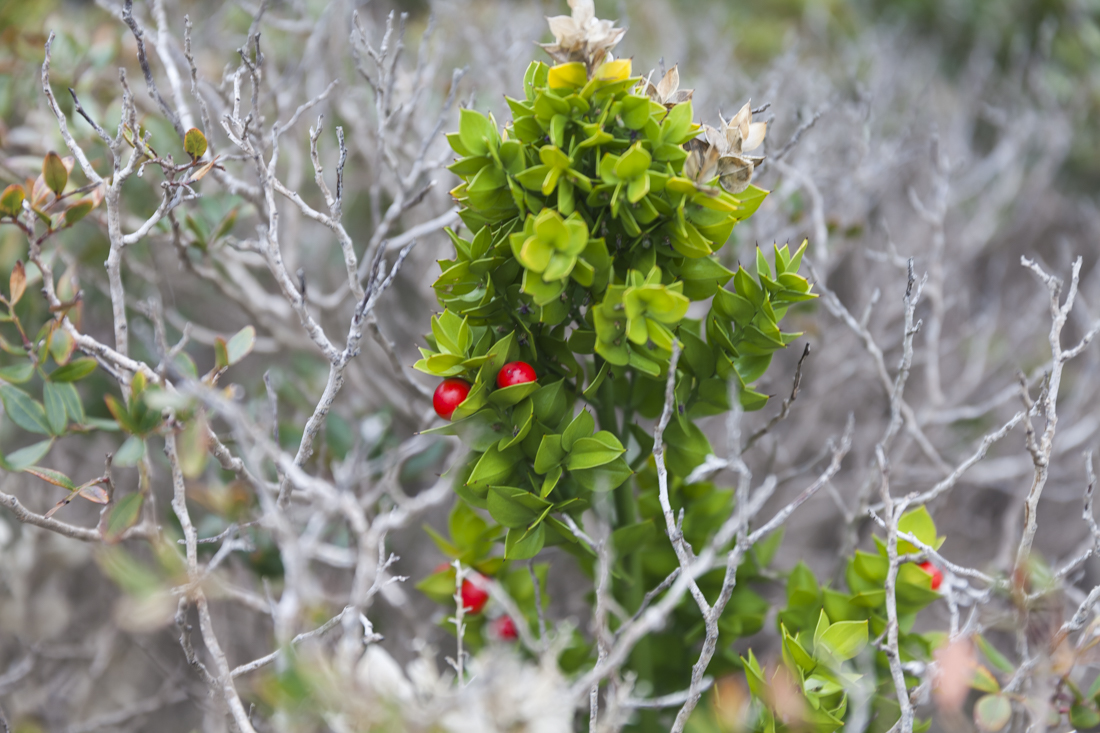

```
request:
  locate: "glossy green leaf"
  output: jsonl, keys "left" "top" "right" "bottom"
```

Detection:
{"left": 505, "top": 523, "right": 545, "bottom": 560}
{"left": 561, "top": 408, "right": 594, "bottom": 452}
{"left": 467, "top": 444, "right": 519, "bottom": 488}
{"left": 534, "top": 434, "right": 566, "bottom": 474}
{"left": 817, "top": 620, "right": 868, "bottom": 662}
{"left": 897, "top": 505, "right": 943, "bottom": 554}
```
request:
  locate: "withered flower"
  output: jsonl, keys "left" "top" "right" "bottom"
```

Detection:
{"left": 641, "top": 65, "right": 693, "bottom": 108}
{"left": 541, "top": 0, "right": 626, "bottom": 70}
{"left": 683, "top": 101, "right": 767, "bottom": 194}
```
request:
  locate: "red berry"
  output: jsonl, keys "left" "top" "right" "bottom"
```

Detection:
{"left": 433, "top": 378, "right": 471, "bottom": 420}
{"left": 492, "top": 615, "right": 518, "bottom": 641}
{"left": 460, "top": 576, "right": 490, "bottom": 614}
{"left": 496, "top": 361, "right": 537, "bottom": 389}
{"left": 918, "top": 561, "right": 943, "bottom": 590}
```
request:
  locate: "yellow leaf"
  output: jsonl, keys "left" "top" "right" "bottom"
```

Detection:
{"left": 547, "top": 62, "right": 588, "bottom": 90}
{"left": 595, "top": 58, "right": 632, "bottom": 82}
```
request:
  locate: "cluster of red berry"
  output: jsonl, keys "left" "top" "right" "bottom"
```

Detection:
{"left": 432, "top": 361, "right": 538, "bottom": 420}
{"left": 435, "top": 564, "right": 518, "bottom": 641}
{"left": 430, "top": 365, "right": 539, "bottom": 639}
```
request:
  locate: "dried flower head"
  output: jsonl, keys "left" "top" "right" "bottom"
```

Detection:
{"left": 540, "top": 0, "right": 626, "bottom": 70}
{"left": 640, "top": 65, "right": 693, "bottom": 108}
{"left": 683, "top": 101, "right": 767, "bottom": 194}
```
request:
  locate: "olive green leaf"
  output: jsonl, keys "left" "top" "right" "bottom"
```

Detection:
{"left": 43, "top": 151, "right": 68, "bottom": 196}
{"left": 184, "top": 128, "right": 208, "bottom": 160}
{"left": 0, "top": 184, "right": 25, "bottom": 216}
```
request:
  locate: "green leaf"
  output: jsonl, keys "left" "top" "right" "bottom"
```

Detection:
{"left": 214, "top": 338, "right": 229, "bottom": 369}
{"left": 466, "top": 444, "right": 519, "bottom": 488}
{"left": 449, "top": 500, "right": 489, "bottom": 550}
{"left": 1073, "top": 703, "right": 1100, "bottom": 731}
{"left": 1087, "top": 672, "right": 1100, "bottom": 701}
{"left": 812, "top": 609, "right": 831, "bottom": 652}
{"left": 488, "top": 381, "right": 539, "bottom": 408}
{"left": 975, "top": 635, "right": 1014, "bottom": 674}
{"left": 2, "top": 439, "right": 53, "bottom": 471}
{"left": 540, "top": 466, "right": 563, "bottom": 498}
{"left": 531, "top": 380, "right": 568, "bottom": 425}
{"left": 561, "top": 408, "right": 594, "bottom": 452}
{"left": 572, "top": 456, "right": 632, "bottom": 492}
{"left": 897, "top": 506, "right": 942, "bottom": 554}
{"left": 24, "top": 465, "right": 76, "bottom": 490}
{"left": 0, "top": 384, "right": 51, "bottom": 435}
{"left": 459, "top": 108, "right": 495, "bottom": 157}
{"left": 184, "top": 128, "right": 208, "bottom": 159}
{"left": 971, "top": 666, "right": 1000, "bottom": 694}
{"left": 54, "top": 382, "right": 84, "bottom": 425}
{"left": 0, "top": 184, "right": 25, "bottom": 216}
{"left": 781, "top": 626, "right": 817, "bottom": 672}
{"left": 420, "top": 408, "right": 504, "bottom": 452}
{"left": 0, "top": 363, "right": 34, "bottom": 384}
{"left": 113, "top": 435, "right": 146, "bottom": 467}
{"left": 49, "top": 357, "right": 97, "bottom": 382}
{"left": 487, "top": 487, "right": 536, "bottom": 531}
{"left": 565, "top": 433, "right": 625, "bottom": 470}
{"left": 612, "top": 520, "right": 660, "bottom": 556}
{"left": 43, "top": 381, "right": 67, "bottom": 435}
{"left": 62, "top": 199, "right": 95, "bottom": 226}
{"left": 178, "top": 415, "right": 209, "bottom": 478}
{"left": 974, "top": 694, "right": 1011, "bottom": 732}
{"left": 84, "top": 417, "right": 120, "bottom": 432}
{"left": 43, "top": 151, "right": 68, "bottom": 195}
{"left": 505, "top": 523, "right": 546, "bottom": 560}
{"left": 817, "top": 620, "right": 868, "bottom": 662}
{"left": 488, "top": 486, "right": 551, "bottom": 528}
{"left": 104, "top": 493, "right": 144, "bottom": 543}
{"left": 225, "top": 326, "right": 256, "bottom": 366}
{"left": 104, "top": 395, "right": 139, "bottom": 435}
{"left": 534, "top": 434, "right": 566, "bottom": 474}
